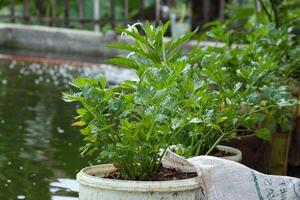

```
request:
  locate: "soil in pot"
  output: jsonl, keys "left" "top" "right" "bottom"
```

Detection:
{"left": 104, "top": 165, "right": 197, "bottom": 181}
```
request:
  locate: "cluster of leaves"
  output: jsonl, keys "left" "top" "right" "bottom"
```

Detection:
{"left": 63, "top": 22, "right": 235, "bottom": 179}
{"left": 225, "top": 0, "right": 300, "bottom": 102}
{"left": 106, "top": 22, "right": 253, "bottom": 157}
{"left": 200, "top": 21, "right": 299, "bottom": 138}
{"left": 64, "top": 21, "right": 298, "bottom": 180}
{"left": 225, "top": 0, "right": 300, "bottom": 80}
{"left": 64, "top": 22, "right": 202, "bottom": 180}
{"left": 64, "top": 75, "right": 171, "bottom": 180}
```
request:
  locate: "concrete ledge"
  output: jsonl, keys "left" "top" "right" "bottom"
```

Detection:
{"left": 0, "top": 23, "right": 231, "bottom": 59}
{"left": 0, "top": 25, "right": 11, "bottom": 45}
{"left": 0, "top": 23, "right": 139, "bottom": 83}
{"left": 0, "top": 23, "right": 123, "bottom": 57}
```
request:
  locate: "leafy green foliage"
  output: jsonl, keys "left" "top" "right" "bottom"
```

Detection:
{"left": 65, "top": 21, "right": 298, "bottom": 180}
{"left": 107, "top": 22, "right": 251, "bottom": 157}
{"left": 64, "top": 22, "right": 203, "bottom": 180}
{"left": 199, "top": 22, "right": 299, "bottom": 139}
{"left": 64, "top": 76, "right": 168, "bottom": 180}
{"left": 65, "top": 22, "right": 245, "bottom": 179}
{"left": 107, "top": 21, "right": 196, "bottom": 72}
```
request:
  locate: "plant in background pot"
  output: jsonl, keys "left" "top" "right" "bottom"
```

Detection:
{"left": 239, "top": 25, "right": 300, "bottom": 175}
{"left": 200, "top": 22, "right": 300, "bottom": 174}
{"left": 243, "top": 83, "right": 296, "bottom": 174}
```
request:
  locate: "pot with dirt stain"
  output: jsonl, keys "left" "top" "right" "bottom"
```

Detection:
{"left": 77, "top": 164, "right": 203, "bottom": 200}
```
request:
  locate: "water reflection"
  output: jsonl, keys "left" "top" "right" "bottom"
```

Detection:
{"left": 0, "top": 60, "right": 129, "bottom": 200}
{"left": 22, "top": 102, "right": 53, "bottom": 161}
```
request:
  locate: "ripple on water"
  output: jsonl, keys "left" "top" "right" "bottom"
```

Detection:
{"left": 17, "top": 195, "right": 26, "bottom": 200}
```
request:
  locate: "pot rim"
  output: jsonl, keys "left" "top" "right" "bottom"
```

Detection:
{"left": 217, "top": 145, "right": 242, "bottom": 162}
{"left": 167, "top": 144, "right": 242, "bottom": 162}
{"left": 77, "top": 164, "right": 202, "bottom": 192}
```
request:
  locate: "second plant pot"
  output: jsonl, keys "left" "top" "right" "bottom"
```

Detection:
{"left": 216, "top": 145, "right": 242, "bottom": 163}
{"left": 167, "top": 145, "right": 242, "bottom": 163}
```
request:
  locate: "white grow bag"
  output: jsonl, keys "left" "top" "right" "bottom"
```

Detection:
{"left": 163, "top": 150, "right": 300, "bottom": 200}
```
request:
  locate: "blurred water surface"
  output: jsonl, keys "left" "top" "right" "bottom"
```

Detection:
{"left": 0, "top": 60, "right": 112, "bottom": 200}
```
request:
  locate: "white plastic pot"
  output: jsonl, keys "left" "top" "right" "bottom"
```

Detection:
{"left": 216, "top": 145, "right": 242, "bottom": 163}
{"left": 77, "top": 164, "right": 203, "bottom": 200}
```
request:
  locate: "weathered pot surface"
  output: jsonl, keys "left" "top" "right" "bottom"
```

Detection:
{"left": 77, "top": 164, "right": 203, "bottom": 200}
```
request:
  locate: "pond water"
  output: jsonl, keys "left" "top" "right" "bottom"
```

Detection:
{"left": 0, "top": 59, "right": 130, "bottom": 200}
